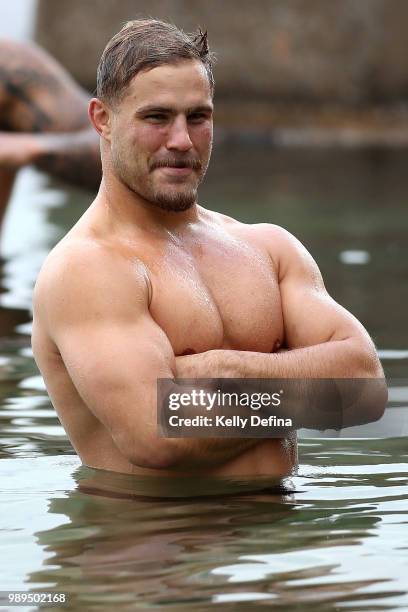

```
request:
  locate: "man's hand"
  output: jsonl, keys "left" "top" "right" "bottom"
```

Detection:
{"left": 175, "top": 350, "right": 227, "bottom": 379}
{"left": 175, "top": 346, "right": 289, "bottom": 378}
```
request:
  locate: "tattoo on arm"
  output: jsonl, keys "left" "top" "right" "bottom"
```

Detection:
{"left": 0, "top": 67, "right": 59, "bottom": 131}
{"left": 0, "top": 60, "right": 100, "bottom": 189}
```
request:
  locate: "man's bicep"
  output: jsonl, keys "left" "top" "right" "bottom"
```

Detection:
{"left": 36, "top": 246, "right": 176, "bottom": 465}
{"left": 54, "top": 313, "right": 176, "bottom": 452}
{"left": 276, "top": 231, "right": 369, "bottom": 349}
{"left": 281, "top": 276, "right": 365, "bottom": 349}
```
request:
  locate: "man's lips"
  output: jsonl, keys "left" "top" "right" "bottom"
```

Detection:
{"left": 156, "top": 166, "right": 194, "bottom": 176}
{"left": 150, "top": 159, "right": 201, "bottom": 173}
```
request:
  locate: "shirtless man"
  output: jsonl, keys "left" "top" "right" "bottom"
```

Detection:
{"left": 32, "top": 19, "right": 385, "bottom": 478}
{"left": 0, "top": 39, "right": 100, "bottom": 222}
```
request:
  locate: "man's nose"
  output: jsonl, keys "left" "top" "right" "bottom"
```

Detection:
{"left": 166, "top": 115, "right": 193, "bottom": 151}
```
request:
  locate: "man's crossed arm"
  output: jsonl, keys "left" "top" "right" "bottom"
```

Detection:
{"left": 175, "top": 226, "right": 387, "bottom": 430}
{"left": 33, "top": 227, "right": 386, "bottom": 472}
{"left": 176, "top": 225, "right": 383, "bottom": 381}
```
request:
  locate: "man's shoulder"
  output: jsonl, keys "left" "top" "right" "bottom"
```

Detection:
{"left": 204, "top": 210, "right": 287, "bottom": 237}
{"left": 209, "top": 212, "right": 295, "bottom": 242}
{"left": 33, "top": 235, "right": 150, "bottom": 321}
{"left": 247, "top": 222, "right": 297, "bottom": 243}
{"left": 35, "top": 236, "right": 114, "bottom": 291}
{"left": 222, "top": 220, "right": 318, "bottom": 280}
{"left": 218, "top": 218, "right": 302, "bottom": 253}
{"left": 246, "top": 222, "right": 312, "bottom": 258}
{"left": 203, "top": 209, "right": 310, "bottom": 255}
{"left": 205, "top": 211, "right": 307, "bottom": 261}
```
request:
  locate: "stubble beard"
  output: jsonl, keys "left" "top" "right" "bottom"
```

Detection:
{"left": 149, "top": 180, "right": 199, "bottom": 212}
{"left": 112, "top": 148, "right": 211, "bottom": 213}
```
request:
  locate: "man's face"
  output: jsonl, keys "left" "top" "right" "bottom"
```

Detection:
{"left": 108, "top": 60, "right": 213, "bottom": 212}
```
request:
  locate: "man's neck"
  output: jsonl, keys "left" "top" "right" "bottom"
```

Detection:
{"left": 94, "top": 174, "right": 201, "bottom": 236}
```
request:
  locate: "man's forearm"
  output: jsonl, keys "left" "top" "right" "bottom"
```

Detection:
{"left": 176, "top": 338, "right": 383, "bottom": 379}
{"left": 174, "top": 340, "right": 386, "bottom": 432}
{"left": 215, "top": 339, "right": 383, "bottom": 379}
{"left": 0, "top": 128, "right": 101, "bottom": 190}
{"left": 34, "top": 128, "right": 101, "bottom": 190}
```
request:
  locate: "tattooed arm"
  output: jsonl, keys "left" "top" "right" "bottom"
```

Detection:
{"left": 0, "top": 129, "right": 101, "bottom": 190}
{"left": 0, "top": 39, "right": 101, "bottom": 191}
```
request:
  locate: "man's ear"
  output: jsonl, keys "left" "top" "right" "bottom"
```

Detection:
{"left": 88, "top": 98, "right": 112, "bottom": 141}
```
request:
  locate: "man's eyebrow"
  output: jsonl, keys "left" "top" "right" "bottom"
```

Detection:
{"left": 186, "top": 104, "right": 214, "bottom": 114}
{"left": 135, "top": 104, "right": 213, "bottom": 115}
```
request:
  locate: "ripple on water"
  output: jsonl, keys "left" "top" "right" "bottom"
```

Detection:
{"left": 0, "top": 445, "right": 407, "bottom": 609}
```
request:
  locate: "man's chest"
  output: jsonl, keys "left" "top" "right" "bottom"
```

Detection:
{"left": 147, "top": 238, "right": 284, "bottom": 356}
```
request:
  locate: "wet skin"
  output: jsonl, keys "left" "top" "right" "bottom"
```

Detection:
{"left": 32, "top": 60, "right": 382, "bottom": 478}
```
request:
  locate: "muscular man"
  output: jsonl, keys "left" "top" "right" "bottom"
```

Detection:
{"left": 0, "top": 39, "right": 100, "bottom": 222}
{"left": 32, "top": 19, "right": 385, "bottom": 478}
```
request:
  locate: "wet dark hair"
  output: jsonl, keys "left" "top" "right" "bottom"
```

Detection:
{"left": 96, "top": 18, "right": 215, "bottom": 105}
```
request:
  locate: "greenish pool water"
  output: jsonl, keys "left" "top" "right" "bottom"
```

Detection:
{"left": 0, "top": 146, "right": 407, "bottom": 610}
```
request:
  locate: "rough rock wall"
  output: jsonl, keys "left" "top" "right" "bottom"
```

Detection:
{"left": 35, "top": 0, "right": 408, "bottom": 104}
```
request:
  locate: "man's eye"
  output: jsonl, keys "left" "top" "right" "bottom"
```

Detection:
{"left": 145, "top": 114, "right": 167, "bottom": 122}
{"left": 188, "top": 113, "right": 207, "bottom": 123}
